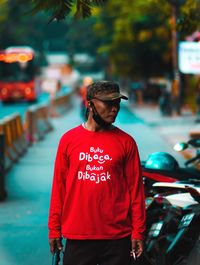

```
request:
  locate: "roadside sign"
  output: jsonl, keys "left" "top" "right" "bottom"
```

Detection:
{"left": 178, "top": 41, "right": 200, "bottom": 74}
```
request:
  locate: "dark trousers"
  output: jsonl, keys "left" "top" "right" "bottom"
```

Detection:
{"left": 63, "top": 236, "right": 132, "bottom": 265}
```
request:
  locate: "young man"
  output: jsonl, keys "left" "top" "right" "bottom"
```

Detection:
{"left": 48, "top": 81, "right": 146, "bottom": 265}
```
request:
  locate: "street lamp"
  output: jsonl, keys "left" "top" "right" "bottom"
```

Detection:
{"left": 166, "top": 0, "right": 185, "bottom": 115}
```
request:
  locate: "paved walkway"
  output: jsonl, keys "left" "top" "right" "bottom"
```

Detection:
{"left": 0, "top": 97, "right": 191, "bottom": 265}
{"left": 131, "top": 103, "right": 200, "bottom": 147}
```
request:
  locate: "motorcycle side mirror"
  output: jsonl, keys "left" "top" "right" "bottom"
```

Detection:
{"left": 173, "top": 142, "right": 188, "bottom": 152}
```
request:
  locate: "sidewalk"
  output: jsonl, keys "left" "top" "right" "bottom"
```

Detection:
{"left": 131, "top": 103, "right": 200, "bottom": 147}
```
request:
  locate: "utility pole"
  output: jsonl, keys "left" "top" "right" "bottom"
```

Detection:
{"left": 167, "top": 0, "right": 185, "bottom": 115}
{"left": 171, "top": 3, "right": 181, "bottom": 114}
{"left": 171, "top": 5, "right": 179, "bottom": 82}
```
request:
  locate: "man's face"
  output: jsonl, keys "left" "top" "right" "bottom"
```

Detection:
{"left": 91, "top": 98, "right": 121, "bottom": 124}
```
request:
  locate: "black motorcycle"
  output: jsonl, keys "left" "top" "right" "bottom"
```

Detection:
{"left": 143, "top": 184, "right": 200, "bottom": 265}
{"left": 140, "top": 138, "right": 200, "bottom": 264}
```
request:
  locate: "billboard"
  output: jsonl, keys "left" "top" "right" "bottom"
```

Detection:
{"left": 178, "top": 41, "right": 200, "bottom": 74}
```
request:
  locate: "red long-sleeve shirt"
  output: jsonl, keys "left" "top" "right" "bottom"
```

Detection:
{"left": 48, "top": 125, "right": 146, "bottom": 240}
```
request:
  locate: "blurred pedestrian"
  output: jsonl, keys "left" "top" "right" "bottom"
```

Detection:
{"left": 48, "top": 81, "right": 146, "bottom": 265}
{"left": 60, "top": 64, "right": 80, "bottom": 93}
{"left": 159, "top": 78, "right": 172, "bottom": 116}
{"left": 42, "top": 77, "right": 61, "bottom": 117}
{"left": 171, "top": 78, "right": 181, "bottom": 115}
{"left": 79, "top": 76, "right": 93, "bottom": 120}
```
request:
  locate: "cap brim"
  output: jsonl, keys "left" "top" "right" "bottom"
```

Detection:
{"left": 95, "top": 92, "right": 128, "bottom": 101}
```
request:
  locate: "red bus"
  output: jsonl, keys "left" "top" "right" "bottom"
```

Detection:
{"left": 0, "top": 46, "right": 39, "bottom": 102}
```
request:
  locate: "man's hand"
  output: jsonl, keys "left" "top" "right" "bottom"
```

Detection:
{"left": 49, "top": 238, "right": 63, "bottom": 254}
{"left": 131, "top": 238, "right": 143, "bottom": 259}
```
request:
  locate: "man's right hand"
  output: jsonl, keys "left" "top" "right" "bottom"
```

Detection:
{"left": 49, "top": 238, "right": 63, "bottom": 254}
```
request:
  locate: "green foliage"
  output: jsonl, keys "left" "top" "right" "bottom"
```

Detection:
{"left": 94, "top": 0, "right": 173, "bottom": 79}
{"left": 0, "top": 1, "right": 66, "bottom": 50}
{"left": 31, "top": 0, "right": 73, "bottom": 21}
{"left": 17, "top": 0, "right": 108, "bottom": 21}
{"left": 93, "top": 0, "right": 200, "bottom": 80}
{"left": 0, "top": 0, "right": 8, "bottom": 24}
{"left": 178, "top": 0, "right": 200, "bottom": 36}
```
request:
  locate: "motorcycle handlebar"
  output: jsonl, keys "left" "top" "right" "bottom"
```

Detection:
{"left": 188, "top": 139, "right": 200, "bottom": 148}
{"left": 185, "top": 155, "right": 200, "bottom": 166}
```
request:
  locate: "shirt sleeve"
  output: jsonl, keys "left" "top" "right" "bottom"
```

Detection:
{"left": 48, "top": 136, "right": 68, "bottom": 238}
{"left": 125, "top": 139, "right": 146, "bottom": 241}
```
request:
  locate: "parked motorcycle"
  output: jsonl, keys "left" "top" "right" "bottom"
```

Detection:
{"left": 142, "top": 138, "right": 200, "bottom": 197}
{"left": 143, "top": 183, "right": 200, "bottom": 265}
{"left": 139, "top": 138, "right": 200, "bottom": 264}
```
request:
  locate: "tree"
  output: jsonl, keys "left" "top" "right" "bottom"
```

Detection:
{"left": 18, "top": 0, "right": 108, "bottom": 21}
{"left": 92, "top": 0, "right": 200, "bottom": 80}
{"left": 177, "top": 0, "right": 200, "bottom": 36}
{"left": 93, "top": 0, "right": 172, "bottom": 79}
{"left": 0, "top": 1, "right": 51, "bottom": 49}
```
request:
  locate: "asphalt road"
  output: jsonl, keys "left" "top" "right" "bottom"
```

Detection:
{"left": 0, "top": 92, "right": 50, "bottom": 120}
